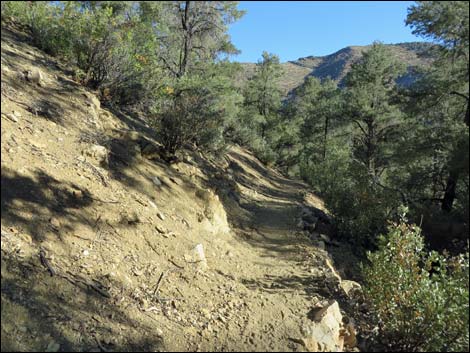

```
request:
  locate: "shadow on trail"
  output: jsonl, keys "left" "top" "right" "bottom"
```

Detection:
{"left": 1, "top": 253, "right": 164, "bottom": 352}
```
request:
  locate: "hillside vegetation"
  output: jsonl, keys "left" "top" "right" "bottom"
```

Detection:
{"left": 1, "top": 1, "right": 469, "bottom": 352}
{"left": 239, "top": 42, "right": 436, "bottom": 96}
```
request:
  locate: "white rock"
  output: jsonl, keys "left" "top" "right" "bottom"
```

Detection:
{"left": 26, "top": 68, "right": 44, "bottom": 86}
{"left": 194, "top": 244, "right": 208, "bottom": 269}
{"left": 305, "top": 300, "right": 344, "bottom": 352}
{"left": 152, "top": 176, "right": 162, "bottom": 186}
{"left": 84, "top": 144, "right": 108, "bottom": 162}
{"left": 340, "top": 280, "right": 362, "bottom": 298}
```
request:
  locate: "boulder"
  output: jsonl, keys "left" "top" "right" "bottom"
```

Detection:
{"left": 26, "top": 68, "right": 44, "bottom": 86}
{"left": 303, "top": 300, "right": 345, "bottom": 352}
{"left": 196, "top": 188, "right": 230, "bottom": 235}
{"left": 83, "top": 144, "right": 108, "bottom": 163}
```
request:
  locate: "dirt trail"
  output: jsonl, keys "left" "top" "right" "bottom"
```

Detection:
{"left": 1, "top": 24, "right": 362, "bottom": 352}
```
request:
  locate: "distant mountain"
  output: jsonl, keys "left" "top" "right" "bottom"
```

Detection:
{"left": 238, "top": 42, "right": 436, "bottom": 96}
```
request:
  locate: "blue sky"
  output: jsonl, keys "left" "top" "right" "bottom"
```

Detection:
{"left": 228, "top": 1, "right": 429, "bottom": 63}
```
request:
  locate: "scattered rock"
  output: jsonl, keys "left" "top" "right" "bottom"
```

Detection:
{"left": 84, "top": 144, "right": 108, "bottom": 163}
{"left": 340, "top": 280, "right": 362, "bottom": 298}
{"left": 49, "top": 217, "right": 61, "bottom": 230}
{"left": 303, "top": 300, "right": 344, "bottom": 352}
{"left": 72, "top": 189, "right": 83, "bottom": 199}
{"left": 157, "top": 212, "right": 165, "bottom": 221}
{"left": 155, "top": 225, "right": 167, "bottom": 236}
{"left": 26, "top": 68, "right": 44, "bottom": 86}
{"left": 340, "top": 321, "right": 357, "bottom": 348}
{"left": 5, "top": 111, "right": 21, "bottom": 122}
{"left": 194, "top": 243, "right": 208, "bottom": 270}
{"left": 152, "top": 176, "right": 162, "bottom": 186}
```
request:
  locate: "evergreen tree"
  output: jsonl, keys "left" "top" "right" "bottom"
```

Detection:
{"left": 343, "top": 42, "right": 406, "bottom": 179}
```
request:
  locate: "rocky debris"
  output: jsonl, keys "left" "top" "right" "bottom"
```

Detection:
{"left": 194, "top": 244, "right": 208, "bottom": 270}
{"left": 72, "top": 189, "right": 83, "bottom": 200}
{"left": 152, "top": 176, "right": 162, "bottom": 187}
{"left": 340, "top": 280, "right": 362, "bottom": 299}
{"left": 155, "top": 225, "right": 168, "bottom": 237}
{"left": 301, "top": 300, "right": 345, "bottom": 352}
{"left": 340, "top": 318, "right": 358, "bottom": 349}
{"left": 5, "top": 111, "right": 21, "bottom": 122}
{"left": 184, "top": 244, "right": 208, "bottom": 270}
{"left": 25, "top": 68, "right": 44, "bottom": 86}
{"left": 49, "top": 217, "right": 61, "bottom": 230}
{"left": 195, "top": 188, "right": 230, "bottom": 235}
{"left": 157, "top": 212, "right": 165, "bottom": 221}
{"left": 83, "top": 144, "right": 108, "bottom": 163}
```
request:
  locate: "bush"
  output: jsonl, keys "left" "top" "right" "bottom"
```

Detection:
{"left": 362, "top": 208, "right": 469, "bottom": 351}
{"left": 300, "top": 145, "right": 397, "bottom": 247}
{"left": 151, "top": 67, "right": 242, "bottom": 155}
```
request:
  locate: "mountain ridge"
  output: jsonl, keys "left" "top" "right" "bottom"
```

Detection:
{"left": 238, "top": 41, "right": 436, "bottom": 94}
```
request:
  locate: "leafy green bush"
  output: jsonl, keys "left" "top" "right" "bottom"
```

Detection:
{"left": 151, "top": 66, "right": 242, "bottom": 155}
{"left": 300, "top": 145, "right": 398, "bottom": 246}
{"left": 362, "top": 208, "right": 469, "bottom": 351}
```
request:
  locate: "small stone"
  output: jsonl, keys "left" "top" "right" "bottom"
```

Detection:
{"left": 157, "top": 212, "right": 165, "bottom": 221}
{"left": 72, "top": 189, "right": 83, "bottom": 199}
{"left": 45, "top": 341, "right": 60, "bottom": 352}
{"left": 152, "top": 176, "right": 162, "bottom": 186}
{"left": 340, "top": 280, "right": 362, "bottom": 298}
{"left": 82, "top": 250, "right": 90, "bottom": 256}
{"left": 155, "top": 225, "right": 166, "bottom": 234}
{"left": 6, "top": 112, "right": 19, "bottom": 122}
{"left": 84, "top": 144, "right": 108, "bottom": 161}
{"left": 49, "top": 217, "right": 61, "bottom": 230}
{"left": 26, "top": 68, "right": 44, "bottom": 86}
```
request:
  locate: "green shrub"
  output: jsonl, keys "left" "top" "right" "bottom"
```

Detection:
{"left": 362, "top": 208, "right": 469, "bottom": 351}
{"left": 151, "top": 67, "right": 242, "bottom": 155}
{"left": 300, "top": 145, "right": 397, "bottom": 246}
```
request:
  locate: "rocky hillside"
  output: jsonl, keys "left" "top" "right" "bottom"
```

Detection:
{"left": 1, "top": 24, "right": 370, "bottom": 352}
{"left": 240, "top": 42, "right": 435, "bottom": 95}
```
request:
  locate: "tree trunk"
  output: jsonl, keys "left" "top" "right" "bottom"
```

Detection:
{"left": 323, "top": 115, "right": 329, "bottom": 160}
{"left": 442, "top": 171, "right": 458, "bottom": 212}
